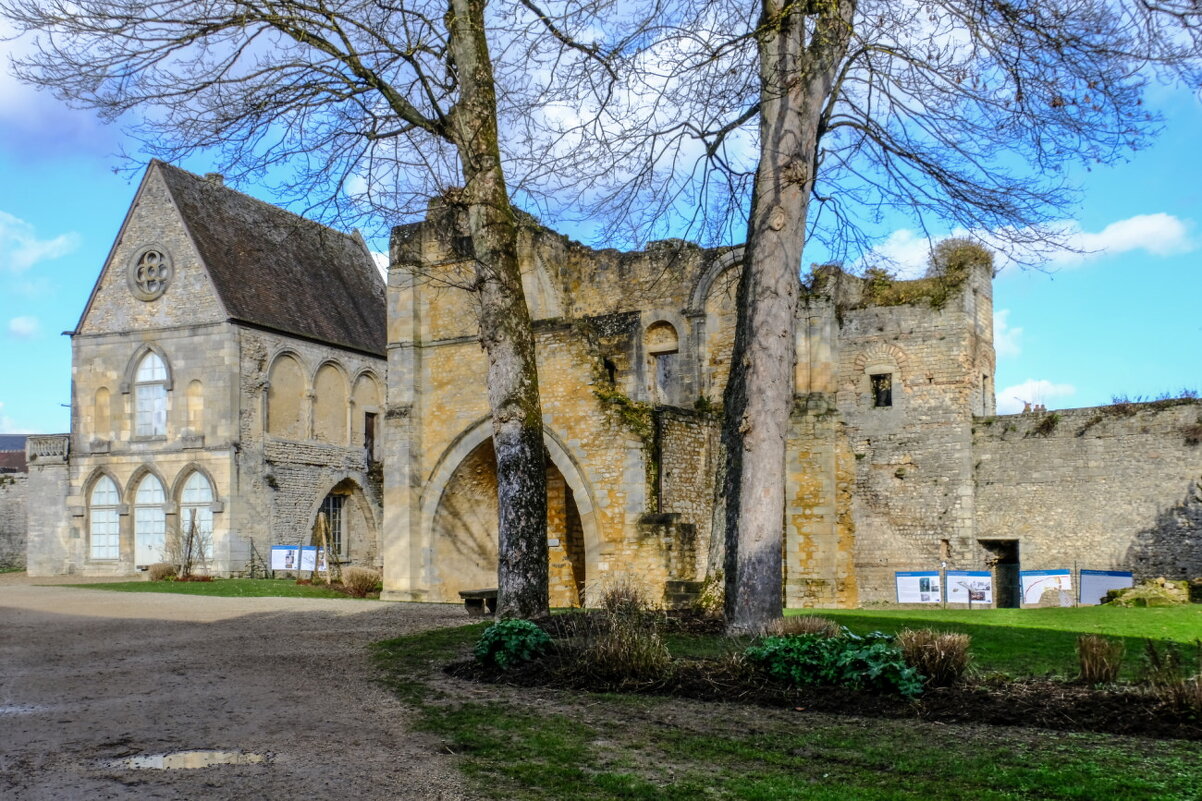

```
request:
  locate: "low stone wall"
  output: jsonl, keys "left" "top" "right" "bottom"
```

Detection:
{"left": 974, "top": 401, "right": 1202, "bottom": 581}
{"left": 0, "top": 473, "right": 27, "bottom": 569}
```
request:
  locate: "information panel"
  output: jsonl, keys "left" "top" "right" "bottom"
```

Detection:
{"left": 1079, "top": 569, "right": 1134, "bottom": 605}
{"left": 270, "top": 545, "right": 301, "bottom": 571}
{"left": 1020, "top": 569, "right": 1072, "bottom": 605}
{"left": 946, "top": 570, "right": 993, "bottom": 605}
{"left": 895, "top": 571, "right": 942, "bottom": 604}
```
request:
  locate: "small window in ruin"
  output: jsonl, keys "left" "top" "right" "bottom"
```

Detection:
{"left": 603, "top": 358, "right": 617, "bottom": 386}
{"left": 940, "top": 539, "right": 951, "bottom": 561}
{"left": 364, "top": 412, "right": 378, "bottom": 461}
{"left": 871, "top": 373, "right": 892, "bottom": 408}
{"left": 319, "top": 494, "right": 346, "bottom": 557}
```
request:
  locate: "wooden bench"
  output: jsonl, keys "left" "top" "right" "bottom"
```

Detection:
{"left": 458, "top": 588, "right": 498, "bottom": 616}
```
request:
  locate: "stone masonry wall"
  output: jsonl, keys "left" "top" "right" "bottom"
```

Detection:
{"left": 0, "top": 473, "right": 27, "bottom": 569}
{"left": 975, "top": 402, "right": 1202, "bottom": 581}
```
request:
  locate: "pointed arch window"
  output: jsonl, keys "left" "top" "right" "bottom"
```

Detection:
{"left": 89, "top": 475, "right": 120, "bottom": 561}
{"left": 134, "top": 352, "right": 169, "bottom": 437}
{"left": 179, "top": 472, "right": 215, "bottom": 560}
{"left": 133, "top": 474, "right": 167, "bottom": 566}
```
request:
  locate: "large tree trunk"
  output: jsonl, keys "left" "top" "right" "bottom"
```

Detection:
{"left": 722, "top": 0, "right": 853, "bottom": 632}
{"left": 446, "top": 0, "right": 549, "bottom": 619}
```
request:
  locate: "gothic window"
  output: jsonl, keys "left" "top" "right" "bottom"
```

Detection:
{"left": 319, "top": 493, "right": 346, "bottom": 558}
{"left": 133, "top": 474, "right": 167, "bottom": 566}
{"left": 871, "top": 373, "right": 893, "bottom": 408}
{"left": 179, "top": 472, "right": 215, "bottom": 560}
{"left": 89, "top": 475, "right": 120, "bottom": 561}
{"left": 128, "top": 247, "right": 173, "bottom": 301}
{"left": 134, "top": 352, "right": 169, "bottom": 437}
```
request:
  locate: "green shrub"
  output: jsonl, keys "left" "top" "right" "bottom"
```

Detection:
{"left": 474, "top": 619, "right": 552, "bottom": 671}
{"left": 1076, "top": 634, "right": 1124, "bottom": 684}
{"left": 896, "top": 628, "right": 972, "bottom": 687}
{"left": 745, "top": 631, "right": 924, "bottom": 697}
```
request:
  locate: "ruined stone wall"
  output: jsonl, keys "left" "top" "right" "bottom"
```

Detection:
{"left": 658, "top": 407, "right": 719, "bottom": 579}
{"left": 975, "top": 402, "right": 1202, "bottom": 581}
{"left": 0, "top": 473, "right": 27, "bottom": 570}
{"left": 24, "top": 438, "right": 72, "bottom": 576}
{"left": 235, "top": 328, "right": 384, "bottom": 568}
{"left": 829, "top": 264, "right": 995, "bottom": 603}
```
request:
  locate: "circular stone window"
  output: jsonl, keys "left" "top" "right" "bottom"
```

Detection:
{"left": 128, "top": 247, "right": 173, "bottom": 301}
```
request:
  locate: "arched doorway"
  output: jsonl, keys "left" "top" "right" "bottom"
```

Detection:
{"left": 313, "top": 479, "right": 378, "bottom": 565}
{"left": 429, "top": 438, "right": 588, "bottom": 607}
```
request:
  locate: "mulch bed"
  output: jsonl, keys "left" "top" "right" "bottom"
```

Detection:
{"left": 447, "top": 612, "right": 1202, "bottom": 742}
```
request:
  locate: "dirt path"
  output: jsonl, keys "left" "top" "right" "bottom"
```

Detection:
{"left": 0, "top": 576, "right": 474, "bottom": 800}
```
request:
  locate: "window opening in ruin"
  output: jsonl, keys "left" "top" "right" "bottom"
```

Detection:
{"left": 89, "top": 475, "right": 120, "bottom": 561}
{"left": 179, "top": 472, "right": 215, "bottom": 560}
{"left": 603, "top": 357, "right": 617, "bottom": 386}
{"left": 364, "top": 412, "right": 377, "bottom": 461}
{"left": 134, "top": 474, "right": 167, "bottom": 566}
{"left": 654, "top": 352, "right": 677, "bottom": 404}
{"left": 982, "top": 373, "right": 992, "bottom": 414}
{"left": 320, "top": 494, "right": 346, "bottom": 557}
{"left": 871, "top": 373, "right": 893, "bottom": 407}
{"left": 939, "top": 538, "right": 951, "bottom": 562}
{"left": 645, "top": 321, "right": 680, "bottom": 405}
{"left": 134, "top": 352, "right": 168, "bottom": 437}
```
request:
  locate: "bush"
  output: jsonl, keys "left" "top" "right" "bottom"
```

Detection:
{"left": 147, "top": 562, "right": 176, "bottom": 582}
{"left": 896, "top": 629, "right": 972, "bottom": 687}
{"left": 342, "top": 567, "right": 381, "bottom": 598}
{"left": 1140, "top": 640, "right": 1202, "bottom": 714}
{"left": 1076, "top": 634, "right": 1124, "bottom": 684}
{"left": 745, "top": 631, "right": 924, "bottom": 697}
{"left": 564, "top": 579, "right": 672, "bottom": 685}
{"left": 765, "top": 615, "right": 842, "bottom": 638}
{"left": 474, "top": 619, "right": 552, "bottom": 671}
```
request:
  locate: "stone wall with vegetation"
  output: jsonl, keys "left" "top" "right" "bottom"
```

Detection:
{"left": 975, "top": 400, "right": 1202, "bottom": 581}
{"left": 0, "top": 473, "right": 27, "bottom": 570}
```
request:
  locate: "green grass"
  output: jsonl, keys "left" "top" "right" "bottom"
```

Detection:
{"left": 0, "top": 566, "right": 24, "bottom": 574}
{"left": 798, "top": 606, "right": 1202, "bottom": 679}
{"left": 374, "top": 623, "right": 1202, "bottom": 801}
{"left": 59, "top": 577, "right": 368, "bottom": 600}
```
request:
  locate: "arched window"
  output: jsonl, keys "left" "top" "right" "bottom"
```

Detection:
{"left": 179, "top": 472, "right": 215, "bottom": 560}
{"left": 133, "top": 474, "right": 167, "bottom": 566}
{"left": 645, "top": 321, "right": 680, "bottom": 404}
{"left": 134, "top": 352, "right": 169, "bottom": 437}
{"left": 89, "top": 475, "right": 120, "bottom": 561}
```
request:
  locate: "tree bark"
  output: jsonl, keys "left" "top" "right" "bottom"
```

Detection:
{"left": 446, "top": 0, "right": 548, "bottom": 619}
{"left": 722, "top": 0, "right": 853, "bottom": 632}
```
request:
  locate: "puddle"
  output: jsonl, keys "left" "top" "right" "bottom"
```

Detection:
{"left": 104, "top": 750, "right": 268, "bottom": 770}
{"left": 0, "top": 704, "right": 49, "bottom": 716}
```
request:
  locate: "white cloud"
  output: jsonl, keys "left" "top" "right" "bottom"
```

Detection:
{"left": 993, "top": 309, "right": 1022, "bottom": 359}
{"left": 997, "top": 379, "right": 1076, "bottom": 415}
{"left": 0, "top": 211, "right": 79, "bottom": 272}
{"left": 865, "top": 213, "right": 1194, "bottom": 276}
{"left": 7, "top": 316, "right": 39, "bottom": 339}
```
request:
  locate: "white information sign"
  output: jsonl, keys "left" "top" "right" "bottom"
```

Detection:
{"left": 895, "top": 571, "right": 941, "bottom": 604}
{"left": 1079, "top": 569, "right": 1134, "bottom": 605}
{"left": 270, "top": 545, "right": 301, "bottom": 571}
{"left": 1020, "top": 569, "right": 1072, "bottom": 605}
{"left": 946, "top": 571, "right": 993, "bottom": 606}
{"left": 298, "top": 546, "right": 323, "bottom": 572}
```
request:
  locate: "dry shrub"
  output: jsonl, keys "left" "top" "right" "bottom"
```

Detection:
{"left": 765, "top": 615, "right": 841, "bottom": 638}
{"left": 1076, "top": 635, "right": 1124, "bottom": 684}
{"left": 1141, "top": 640, "right": 1202, "bottom": 714}
{"left": 342, "top": 567, "right": 381, "bottom": 598}
{"left": 147, "top": 562, "right": 176, "bottom": 582}
{"left": 896, "top": 628, "right": 972, "bottom": 687}
{"left": 566, "top": 578, "right": 671, "bottom": 685}
{"left": 598, "top": 578, "right": 657, "bottom": 616}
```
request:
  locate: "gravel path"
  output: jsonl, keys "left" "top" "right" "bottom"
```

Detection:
{"left": 0, "top": 575, "right": 473, "bottom": 800}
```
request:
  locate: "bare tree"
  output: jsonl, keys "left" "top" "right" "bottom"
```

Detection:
{"left": 550, "top": 0, "right": 1202, "bottom": 630}
{"left": 1, "top": 0, "right": 626, "bottom": 618}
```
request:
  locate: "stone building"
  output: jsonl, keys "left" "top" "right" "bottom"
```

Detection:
{"left": 24, "top": 163, "right": 1202, "bottom": 604}
{"left": 1, "top": 434, "right": 28, "bottom": 570}
{"left": 25, "top": 161, "right": 386, "bottom": 577}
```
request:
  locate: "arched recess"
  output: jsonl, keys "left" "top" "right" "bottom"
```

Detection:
{"left": 93, "top": 386, "right": 112, "bottom": 440}
{"left": 185, "top": 380, "right": 204, "bottom": 435}
{"left": 267, "top": 352, "right": 307, "bottom": 439}
{"left": 351, "top": 370, "right": 382, "bottom": 454}
{"left": 645, "top": 320, "right": 680, "bottom": 405}
{"left": 306, "top": 476, "right": 379, "bottom": 564}
{"left": 313, "top": 361, "right": 349, "bottom": 445}
{"left": 419, "top": 418, "right": 600, "bottom": 607}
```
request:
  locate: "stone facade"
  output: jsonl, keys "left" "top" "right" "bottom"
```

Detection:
{"left": 27, "top": 162, "right": 385, "bottom": 578}
{"left": 0, "top": 473, "right": 26, "bottom": 570}
{"left": 25, "top": 164, "right": 1201, "bottom": 605}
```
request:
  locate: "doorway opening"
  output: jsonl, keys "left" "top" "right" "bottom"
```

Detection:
{"left": 980, "top": 539, "right": 1020, "bottom": 608}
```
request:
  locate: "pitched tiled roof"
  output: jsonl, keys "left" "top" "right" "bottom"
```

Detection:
{"left": 156, "top": 161, "right": 386, "bottom": 356}
{"left": 0, "top": 435, "right": 27, "bottom": 472}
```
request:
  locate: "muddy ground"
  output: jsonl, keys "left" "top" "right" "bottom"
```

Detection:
{"left": 0, "top": 574, "right": 474, "bottom": 800}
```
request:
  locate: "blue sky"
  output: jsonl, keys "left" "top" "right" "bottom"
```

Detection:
{"left": 1, "top": 53, "right": 1200, "bottom": 433}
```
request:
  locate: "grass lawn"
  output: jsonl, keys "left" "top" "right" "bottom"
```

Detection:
{"left": 374, "top": 620, "right": 1202, "bottom": 801}
{"left": 59, "top": 577, "right": 369, "bottom": 600}
{"left": 801, "top": 606, "right": 1202, "bottom": 679}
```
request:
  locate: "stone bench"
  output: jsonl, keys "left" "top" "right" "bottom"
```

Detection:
{"left": 458, "top": 588, "right": 498, "bottom": 616}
